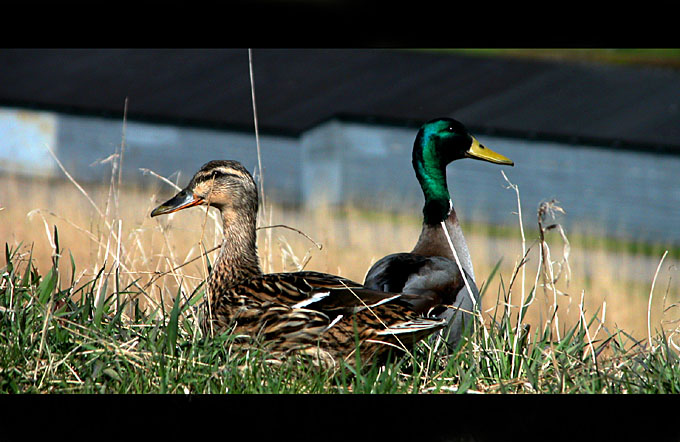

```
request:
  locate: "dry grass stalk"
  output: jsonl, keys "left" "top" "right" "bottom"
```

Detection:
{"left": 648, "top": 250, "right": 668, "bottom": 349}
{"left": 248, "top": 48, "right": 272, "bottom": 274}
{"left": 537, "top": 199, "right": 571, "bottom": 342}
{"left": 501, "top": 171, "right": 527, "bottom": 316}
{"left": 579, "top": 290, "right": 597, "bottom": 364}
{"left": 500, "top": 171, "right": 534, "bottom": 377}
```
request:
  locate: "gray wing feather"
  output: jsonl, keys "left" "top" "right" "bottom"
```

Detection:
{"left": 364, "top": 253, "right": 479, "bottom": 347}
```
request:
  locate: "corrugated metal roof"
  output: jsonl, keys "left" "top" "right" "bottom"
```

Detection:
{"left": 1, "top": 48, "right": 679, "bottom": 152}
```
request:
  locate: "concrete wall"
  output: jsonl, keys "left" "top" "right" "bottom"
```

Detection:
{"left": 0, "top": 107, "right": 302, "bottom": 205}
{"left": 301, "top": 120, "right": 680, "bottom": 244}
{"left": 0, "top": 108, "right": 58, "bottom": 177}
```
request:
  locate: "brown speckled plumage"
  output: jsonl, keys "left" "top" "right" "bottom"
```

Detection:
{"left": 151, "top": 160, "right": 445, "bottom": 368}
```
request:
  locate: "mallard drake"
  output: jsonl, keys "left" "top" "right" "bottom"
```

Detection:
{"left": 151, "top": 160, "right": 445, "bottom": 368}
{"left": 363, "top": 118, "right": 513, "bottom": 347}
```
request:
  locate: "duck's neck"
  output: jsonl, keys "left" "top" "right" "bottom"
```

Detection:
{"left": 412, "top": 210, "right": 476, "bottom": 281}
{"left": 413, "top": 139, "right": 452, "bottom": 226}
{"left": 412, "top": 144, "right": 475, "bottom": 279}
{"left": 208, "top": 208, "right": 262, "bottom": 300}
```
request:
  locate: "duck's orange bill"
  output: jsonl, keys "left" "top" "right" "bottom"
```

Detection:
{"left": 150, "top": 189, "right": 204, "bottom": 217}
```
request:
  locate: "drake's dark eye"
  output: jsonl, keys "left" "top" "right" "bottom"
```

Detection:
{"left": 446, "top": 126, "right": 455, "bottom": 132}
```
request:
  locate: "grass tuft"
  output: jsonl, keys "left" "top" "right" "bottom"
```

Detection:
{"left": 2, "top": 223, "right": 679, "bottom": 393}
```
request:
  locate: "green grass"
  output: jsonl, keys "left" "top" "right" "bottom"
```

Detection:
{"left": 2, "top": 227, "right": 679, "bottom": 394}
{"left": 416, "top": 48, "right": 680, "bottom": 69}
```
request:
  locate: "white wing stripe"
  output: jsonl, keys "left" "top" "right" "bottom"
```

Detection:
{"left": 323, "top": 314, "right": 344, "bottom": 332}
{"left": 375, "top": 319, "right": 445, "bottom": 335}
{"left": 291, "top": 291, "right": 330, "bottom": 309}
{"left": 367, "top": 294, "right": 401, "bottom": 308}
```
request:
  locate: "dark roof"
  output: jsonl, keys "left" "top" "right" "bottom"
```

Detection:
{"left": 2, "top": 48, "right": 680, "bottom": 153}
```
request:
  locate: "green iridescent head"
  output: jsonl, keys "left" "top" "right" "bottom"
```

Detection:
{"left": 412, "top": 118, "right": 514, "bottom": 224}
{"left": 413, "top": 118, "right": 513, "bottom": 170}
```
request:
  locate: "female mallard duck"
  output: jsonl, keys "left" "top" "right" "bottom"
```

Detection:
{"left": 363, "top": 118, "right": 513, "bottom": 347}
{"left": 151, "top": 160, "right": 445, "bottom": 368}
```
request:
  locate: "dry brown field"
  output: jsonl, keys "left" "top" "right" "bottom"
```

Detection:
{"left": 2, "top": 171, "right": 678, "bottom": 345}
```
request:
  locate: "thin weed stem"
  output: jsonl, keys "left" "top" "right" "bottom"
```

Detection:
{"left": 648, "top": 250, "right": 668, "bottom": 349}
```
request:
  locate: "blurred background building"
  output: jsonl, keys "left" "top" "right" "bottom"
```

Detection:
{"left": 1, "top": 48, "right": 679, "bottom": 244}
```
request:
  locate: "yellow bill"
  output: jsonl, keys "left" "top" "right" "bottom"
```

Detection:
{"left": 465, "top": 137, "right": 514, "bottom": 166}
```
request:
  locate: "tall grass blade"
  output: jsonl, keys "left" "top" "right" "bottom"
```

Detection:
{"left": 479, "top": 257, "right": 503, "bottom": 298}
{"left": 53, "top": 225, "right": 60, "bottom": 267}
{"left": 182, "top": 281, "right": 205, "bottom": 314}
{"left": 4, "top": 243, "right": 13, "bottom": 275}
{"left": 21, "top": 245, "right": 35, "bottom": 287}
{"left": 94, "top": 279, "right": 109, "bottom": 327}
{"left": 37, "top": 267, "right": 57, "bottom": 305}
{"left": 69, "top": 250, "right": 76, "bottom": 287}
{"left": 519, "top": 287, "right": 536, "bottom": 324}
{"left": 167, "top": 287, "right": 182, "bottom": 357}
